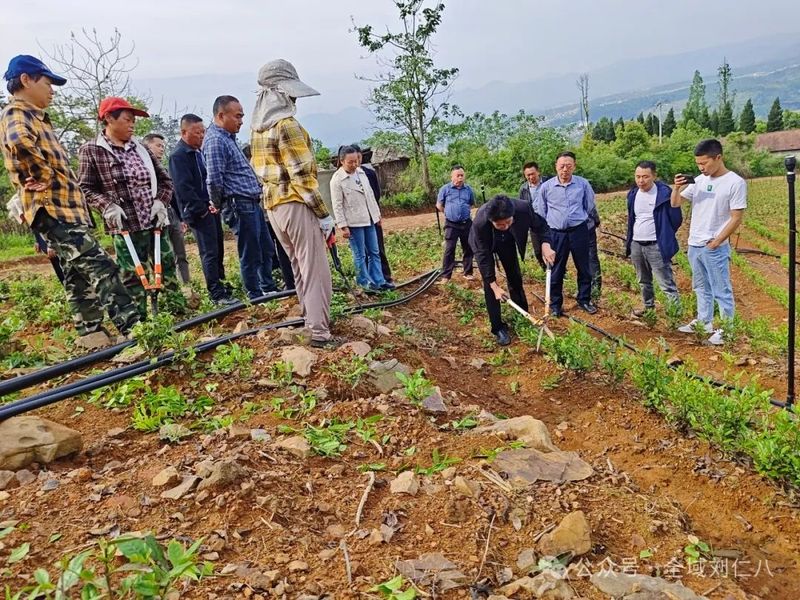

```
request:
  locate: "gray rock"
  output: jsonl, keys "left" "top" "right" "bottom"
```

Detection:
{"left": 589, "top": 572, "right": 706, "bottom": 600}
{"left": 278, "top": 327, "right": 313, "bottom": 346}
{"left": 499, "top": 571, "right": 574, "bottom": 599}
{"left": 538, "top": 511, "right": 592, "bottom": 557}
{"left": 473, "top": 415, "right": 557, "bottom": 452}
{"left": 14, "top": 469, "right": 36, "bottom": 486}
{"left": 492, "top": 448, "right": 593, "bottom": 486}
{"left": 396, "top": 552, "right": 468, "bottom": 592}
{"left": 197, "top": 460, "right": 247, "bottom": 491}
{"left": 390, "top": 471, "right": 419, "bottom": 496}
{"left": 452, "top": 476, "right": 480, "bottom": 498}
{"left": 275, "top": 435, "right": 312, "bottom": 459}
{"left": 0, "top": 470, "right": 17, "bottom": 491}
{"left": 341, "top": 341, "right": 372, "bottom": 357}
{"left": 160, "top": 475, "right": 201, "bottom": 500}
{"left": 151, "top": 467, "right": 181, "bottom": 487}
{"left": 422, "top": 387, "right": 448, "bottom": 414}
{"left": 516, "top": 548, "right": 537, "bottom": 574}
{"left": 250, "top": 429, "right": 270, "bottom": 442}
{"left": 280, "top": 346, "right": 318, "bottom": 377}
{"left": 75, "top": 331, "right": 113, "bottom": 350}
{"left": 0, "top": 417, "right": 82, "bottom": 471}
{"left": 41, "top": 479, "right": 60, "bottom": 492}
{"left": 349, "top": 315, "right": 390, "bottom": 337}
{"left": 368, "top": 359, "right": 411, "bottom": 393}
{"left": 158, "top": 423, "right": 192, "bottom": 442}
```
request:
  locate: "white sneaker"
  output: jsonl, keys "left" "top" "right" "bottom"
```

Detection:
{"left": 708, "top": 329, "right": 725, "bottom": 345}
{"left": 677, "top": 319, "right": 713, "bottom": 334}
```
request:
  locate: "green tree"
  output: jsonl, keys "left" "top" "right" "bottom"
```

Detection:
{"left": 767, "top": 97, "right": 784, "bottom": 132}
{"left": 614, "top": 120, "right": 651, "bottom": 158}
{"left": 636, "top": 112, "right": 645, "bottom": 125}
{"left": 783, "top": 109, "right": 800, "bottom": 130}
{"left": 312, "top": 138, "right": 333, "bottom": 168}
{"left": 591, "top": 117, "right": 615, "bottom": 142}
{"left": 354, "top": 1, "right": 459, "bottom": 201}
{"left": 682, "top": 70, "right": 708, "bottom": 126}
{"left": 739, "top": 98, "right": 756, "bottom": 134}
{"left": 697, "top": 105, "right": 711, "bottom": 131}
{"left": 718, "top": 102, "right": 735, "bottom": 136}
{"left": 717, "top": 58, "right": 734, "bottom": 110}
{"left": 709, "top": 109, "right": 719, "bottom": 135}
{"left": 615, "top": 117, "right": 625, "bottom": 132}
{"left": 662, "top": 107, "right": 677, "bottom": 137}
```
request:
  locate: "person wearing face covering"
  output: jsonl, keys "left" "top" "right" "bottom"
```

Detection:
{"left": 249, "top": 59, "right": 341, "bottom": 349}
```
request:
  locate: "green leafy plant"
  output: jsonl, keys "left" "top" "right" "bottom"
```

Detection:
{"left": 450, "top": 414, "right": 478, "bottom": 431}
{"left": 683, "top": 535, "right": 712, "bottom": 566}
{"left": 87, "top": 377, "right": 147, "bottom": 409}
{"left": 396, "top": 369, "right": 435, "bottom": 405}
{"left": 370, "top": 575, "right": 416, "bottom": 600}
{"left": 415, "top": 448, "right": 460, "bottom": 475}
{"left": 209, "top": 343, "right": 254, "bottom": 377}
{"left": 354, "top": 415, "right": 383, "bottom": 443}
{"left": 327, "top": 355, "right": 370, "bottom": 389}
{"left": 268, "top": 360, "right": 294, "bottom": 386}
{"left": 130, "top": 386, "right": 209, "bottom": 432}
{"left": 543, "top": 323, "right": 596, "bottom": 373}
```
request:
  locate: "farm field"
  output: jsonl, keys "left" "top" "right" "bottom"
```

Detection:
{"left": 0, "top": 176, "right": 798, "bottom": 599}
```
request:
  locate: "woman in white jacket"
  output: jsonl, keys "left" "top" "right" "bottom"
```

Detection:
{"left": 330, "top": 146, "right": 394, "bottom": 292}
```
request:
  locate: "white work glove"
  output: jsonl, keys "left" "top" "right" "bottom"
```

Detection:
{"left": 150, "top": 199, "right": 170, "bottom": 228}
{"left": 318, "top": 215, "right": 335, "bottom": 240}
{"left": 103, "top": 203, "right": 126, "bottom": 230}
{"left": 6, "top": 193, "right": 24, "bottom": 224}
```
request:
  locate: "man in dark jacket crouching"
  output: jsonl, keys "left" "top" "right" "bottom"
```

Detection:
{"left": 469, "top": 195, "right": 554, "bottom": 346}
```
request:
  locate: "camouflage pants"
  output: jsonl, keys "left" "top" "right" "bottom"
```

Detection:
{"left": 31, "top": 212, "right": 140, "bottom": 335}
{"left": 113, "top": 229, "right": 187, "bottom": 319}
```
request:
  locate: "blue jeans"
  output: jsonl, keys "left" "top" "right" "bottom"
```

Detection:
{"left": 688, "top": 243, "right": 734, "bottom": 323}
{"left": 348, "top": 225, "right": 386, "bottom": 288}
{"left": 231, "top": 198, "right": 276, "bottom": 299}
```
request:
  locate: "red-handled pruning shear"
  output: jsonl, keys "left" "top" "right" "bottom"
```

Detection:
{"left": 120, "top": 229, "right": 163, "bottom": 316}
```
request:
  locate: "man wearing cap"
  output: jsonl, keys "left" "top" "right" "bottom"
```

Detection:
{"left": 250, "top": 59, "right": 340, "bottom": 349}
{"left": 0, "top": 55, "right": 140, "bottom": 337}
{"left": 78, "top": 97, "right": 185, "bottom": 318}
{"left": 203, "top": 95, "right": 279, "bottom": 301}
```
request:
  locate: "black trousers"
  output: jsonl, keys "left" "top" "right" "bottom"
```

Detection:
{"left": 550, "top": 224, "right": 592, "bottom": 310}
{"left": 483, "top": 237, "right": 528, "bottom": 334}
{"left": 587, "top": 226, "right": 602, "bottom": 298}
{"left": 190, "top": 211, "right": 227, "bottom": 301}
{"left": 529, "top": 226, "right": 546, "bottom": 270}
{"left": 372, "top": 222, "right": 393, "bottom": 282}
{"left": 442, "top": 219, "right": 474, "bottom": 278}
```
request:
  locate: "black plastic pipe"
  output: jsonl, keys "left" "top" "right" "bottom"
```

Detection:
{"left": 0, "top": 269, "right": 440, "bottom": 419}
{"left": 0, "top": 289, "right": 298, "bottom": 399}
{"left": 785, "top": 156, "right": 797, "bottom": 410}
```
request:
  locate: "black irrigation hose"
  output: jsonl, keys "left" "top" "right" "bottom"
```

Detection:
{"left": 0, "top": 289, "right": 298, "bottom": 399}
{"left": 0, "top": 269, "right": 440, "bottom": 420}
{"left": 526, "top": 290, "right": 791, "bottom": 411}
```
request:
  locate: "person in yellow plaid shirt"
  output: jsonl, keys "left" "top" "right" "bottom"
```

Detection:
{"left": 0, "top": 55, "right": 140, "bottom": 338}
{"left": 250, "top": 59, "right": 340, "bottom": 349}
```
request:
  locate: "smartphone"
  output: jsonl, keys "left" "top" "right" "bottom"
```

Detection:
{"left": 678, "top": 174, "right": 696, "bottom": 184}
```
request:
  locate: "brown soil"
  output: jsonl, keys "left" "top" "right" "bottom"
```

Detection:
{"left": 1, "top": 200, "right": 799, "bottom": 599}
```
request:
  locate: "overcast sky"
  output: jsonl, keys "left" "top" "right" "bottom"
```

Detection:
{"left": 3, "top": 0, "right": 799, "bottom": 116}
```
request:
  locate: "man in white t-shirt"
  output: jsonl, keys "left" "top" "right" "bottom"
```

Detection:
{"left": 671, "top": 138, "right": 746, "bottom": 345}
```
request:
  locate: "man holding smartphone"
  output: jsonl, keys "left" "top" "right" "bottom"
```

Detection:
{"left": 671, "top": 139, "right": 746, "bottom": 345}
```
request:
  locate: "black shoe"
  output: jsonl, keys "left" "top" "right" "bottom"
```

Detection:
{"left": 550, "top": 306, "right": 564, "bottom": 318}
{"left": 495, "top": 329, "right": 511, "bottom": 346}
{"left": 310, "top": 336, "right": 344, "bottom": 349}
{"left": 362, "top": 285, "right": 382, "bottom": 295}
{"left": 578, "top": 302, "right": 598, "bottom": 315}
{"left": 380, "top": 282, "right": 396, "bottom": 291}
{"left": 213, "top": 296, "right": 239, "bottom": 307}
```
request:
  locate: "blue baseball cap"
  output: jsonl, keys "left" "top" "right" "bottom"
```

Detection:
{"left": 3, "top": 55, "right": 67, "bottom": 86}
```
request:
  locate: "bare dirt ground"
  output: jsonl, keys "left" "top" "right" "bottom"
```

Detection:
{"left": 1, "top": 197, "right": 799, "bottom": 599}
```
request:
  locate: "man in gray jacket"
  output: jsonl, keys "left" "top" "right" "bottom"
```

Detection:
{"left": 518, "top": 161, "right": 545, "bottom": 269}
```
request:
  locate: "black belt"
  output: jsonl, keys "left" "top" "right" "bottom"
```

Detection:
{"left": 551, "top": 223, "right": 584, "bottom": 233}
{"left": 634, "top": 240, "right": 658, "bottom": 246}
{"left": 446, "top": 218, "right": 471, "bottom": 225}
{"left": 229, "top": 195, "right": 260, "bottom": 203}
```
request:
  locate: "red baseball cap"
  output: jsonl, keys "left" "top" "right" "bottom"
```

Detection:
{"left": 98, "top": 97, "right": 149, "bottom": 120}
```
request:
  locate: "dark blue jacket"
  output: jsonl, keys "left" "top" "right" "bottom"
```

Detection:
{"left": 625, "top": 180, "right": 682, "bottom": 262}
{"left": 168, "top": 139, "right": 210, "bottom": 225}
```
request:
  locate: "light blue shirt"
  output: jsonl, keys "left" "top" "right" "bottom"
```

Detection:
{"left": 535, "top": 175, "right": 596, "bottom": 230}
{"left": 437, "top": 183, "right": 474, "bottom": 222}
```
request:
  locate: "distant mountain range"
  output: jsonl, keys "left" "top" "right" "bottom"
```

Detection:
{"left": 135, "top": 34, "right": 800, "bottom": 147}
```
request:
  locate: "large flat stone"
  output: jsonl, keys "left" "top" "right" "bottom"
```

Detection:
{"left": 589, "top": 572, "right": 706, "bottom": 600}
{"left": 368, "top": 359, "right": 411, "bottom": 393}
{"left": 492, "top": 448, "right": 593, "bottom": 487}
{"left": 473, "top": 416, "right": 557, "bottom": 452}
{"left": 0, "top": 417, "right": 82, "bottom": 471}
{"left": 280, "top": 346, "right": 318, "bottom": 377}
{"left": 538, "top": 511, "right": 592, "bottom": 557}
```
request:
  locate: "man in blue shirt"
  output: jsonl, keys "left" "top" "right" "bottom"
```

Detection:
{"left": 436, "top": 165, "right": 475, "bottom": 282}
{"left": 203, "top": 95, "right": 277, "bottom": 300}
{"left": 534, "top": 151, "right": 597, "bottom": 316}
